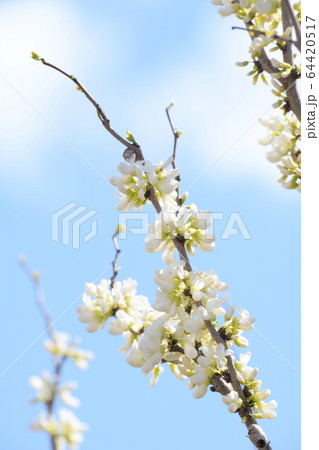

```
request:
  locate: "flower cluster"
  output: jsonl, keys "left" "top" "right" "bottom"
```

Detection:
{"left": 31, "top": 409, "right": 88, "bottom": 450}
{"left": 145, "top": 204, "right": 215, "bottom": 262}
{"left": 259, "top": 111, "right": 301, "bottom": 191}
{"left": 77, "top": 278, "right": 156, "bottom": 334}
{"left": 109, "top": 155, "right": 179, "bottom": 211}
{"left": 30, "top": 371, "right": 80, "bottom": 408}
{"left": 212, "top": 0, "right": 301, "bottom": 191}
{"left": 153, "top": 258, "right": 227, "bottom": 318}
{"left": 29, "top": 332, "right": 93, "bottom": 450}
{"left": 212, "top": 0, "right": 282, "bottom": 41}
{"left": 44, "top": 331, "right": 93, "bottom": 369}
{"left": 77, "top": 263, "right": 277, "bottom": 419}
{"left": 223, "top": 351, "right": 277, "bottom": 418}
{"left": 92, "top": 149, "right": 277, "bottom": 425}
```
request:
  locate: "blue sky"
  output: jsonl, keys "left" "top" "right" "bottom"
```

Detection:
{"left": 0, "top": 1, "right": 300, "bottom": 449}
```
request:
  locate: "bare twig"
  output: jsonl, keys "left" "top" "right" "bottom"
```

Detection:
{"left": 31, "top": 53, "right": 142, "bottom": 155}
{"left": 33, "top": 57, "right": 272, "bottom": 449}
{"left": 110, "top": 229, "right": 122, "bottom": 289}
{"left": 232, "top": 26, "right": 297, "bottom": 46}
{"left": 19, "top": 257, "right": 55, "bottom": 338}
{"left": 165, "top": 103, "right": 181, "bottom": 167}
{"left": 165, "top": 102, "right": 182, "bottom": 204}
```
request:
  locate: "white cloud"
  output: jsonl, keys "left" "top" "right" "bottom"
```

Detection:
{"left": 0, "top": 1, "right": 291, "bottom": 195}
{"left": 0, "top": 0, "right": 128, "bottom": 184}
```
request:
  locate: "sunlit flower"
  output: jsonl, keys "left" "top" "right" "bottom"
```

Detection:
{"left": 110, "top": 156, "right": 179, "bottom": 211}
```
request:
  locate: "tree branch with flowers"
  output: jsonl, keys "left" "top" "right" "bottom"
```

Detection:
{"left": 27, "top": 49, "right": 280, "bottom": 450}
{"left": 212, "top": 0, "right": 301, "bottom": 191}
{"left": 20, "top": 257, "right": 93, "bottom": 450}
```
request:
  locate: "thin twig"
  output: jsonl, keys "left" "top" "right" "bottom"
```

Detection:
{"left": 165, "top": 103, "right": 180, "bottom": 168}
{"left": 232, "top": 26, "right": 297, "bottom": 46}
{"left": 19, "top": 258, "right": 55, "bottom": 338}
{"left": 110, "top": 230, "right": 121, "bottom": 289}
{"left": 32, "top": 55, "right": 142, "bottom": 155}
{"left": 165, "top": 102, "right": 181, "bottom": 204}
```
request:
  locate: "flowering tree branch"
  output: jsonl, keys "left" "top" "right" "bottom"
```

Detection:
{"left": 212, "top": 0, "right": 301, "bottom": 191}
{"left": 242, "top": 22, "right": 301, "bottom": 121}
{"left": 20, "top": 257, "right": 59, "bottom": 450}
{"left": 20, "top": 256, "right": 92, "bottom": 450}
{"left": 32, "top": 55, "right": 276, "bottom": 449}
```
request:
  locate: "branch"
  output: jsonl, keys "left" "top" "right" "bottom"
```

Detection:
{"left": 243, "top": 23, "right": 301, "bottom": 121}
{"left": 19, "top": 256, "right": 54, "bottom": 338}
{"left": 194, "top": 299, "right": 246, "bottom": 401}
{"left": 172, "top": 343, "right": 270, "bottom": 448}
{"left": 280, "top": 3, "right": 293, "bottom": 66}
{"left": 20, "top": 256, "right": 63, "bottom": 450}
{"left": 232, "top": 26, "right": 297, "bottom": 46}
{"left": 33, "top": 57, "right": 272, "bottom": 449}
{"left": 110, "top": 228, "right": 122, "bottom": 289}
{"left": 31, "top": 53, "right": 143, "bottom": 156}
{"left": 281, "top": 0, "right": 301, "bottom": 52}
{"left": 165, "top": 101, "right": 182, "bottom": 204}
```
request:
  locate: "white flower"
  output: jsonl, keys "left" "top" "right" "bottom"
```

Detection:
{"left": 29, "top": 371, "right": 56, "bottom": 404}
{"left": 212, "top": 0, "right": 237, "bottom": 17}
{"left": 138, "top": 316, "right": 167, "bottom": 374}
{"left": 30, "top": 411, "right": 58, "bottom": 434}
{"left": 77, "top": 280, "right": 113, "bottom": 332}
{"left": 182, "top": 309, "right": 204, "bottom": 333}
{"left": 259, "top": 111, "right": 301, "bottom": 191}
{"left": 190, "top": 365, "right": 209, "bottom": 385}
{"left": 259, "top": 400, "right": 278, "bottom": 419}
{"left": 108, "top": 310, "right": 134, "bottom": 335}
{"left": 184, "top": 342, "right": 198, "bottom": 359}
{"left": 44, "top": 332, "right": 93, "bottom": 370}
{"left": 57, "top": 409, "right": 88, "bottom": 449}
{"left": 222, "top": 391, "right": 243, "bottom": 413}
{"left": 249, "top": 36, "right": 268, "bottom": 58}
{"left": 31, "top": 409, "right": 88, "bottom": 449}
{"left": 29, "top": 372, "right": 80, "bottom": 408}
{"left": 59, "top": 382, "right": 81, "bottom": 408}
{"left": 77, "top": 278, "right": 152, "bottom": 336}
{"left": 145, "top": 204, "right": 215, "bottom": 260}
{"left": 150, "top": 366, "right": 164, "bottom": 387}
{"left": 109, "top": 156, "right": 179, "bottom": 211}
{"left": 234, "top": 307, "right": 255, "bottom": 331}
{"left": 255, "top": 0, "right": 278, "bottom": 14}
{"left": 192, "top": 383, "right": 208, "bottom": 399}
{"left": 215, "top": 343, "right": 233, "bottom": 368}
{"left": 126, "top": 340, "right": 145, "bottom": 368}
